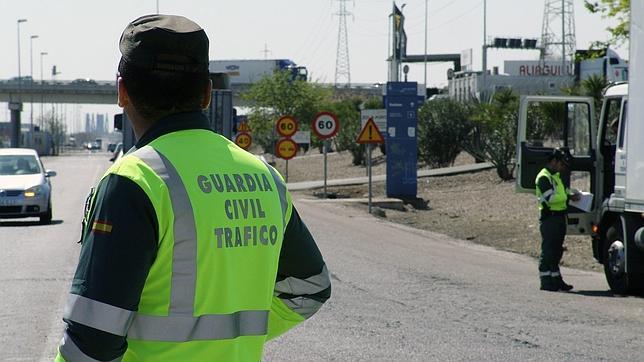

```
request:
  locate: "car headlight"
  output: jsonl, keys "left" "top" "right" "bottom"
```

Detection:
{"left": 24, "top": 186, "right": 41, "bottom": 197}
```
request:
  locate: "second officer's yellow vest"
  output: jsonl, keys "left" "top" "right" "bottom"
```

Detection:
{"left": 535, "top": 168, "right": 567, "bottom": 211}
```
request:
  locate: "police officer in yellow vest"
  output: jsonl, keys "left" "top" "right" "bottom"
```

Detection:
{"left": 536, "top": 147, "right": 579, "bottom": 292}
{"left": 56, "top": 15, "right": 331, "bottom": 361}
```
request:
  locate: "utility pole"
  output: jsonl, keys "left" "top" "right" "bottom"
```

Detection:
{"left": 334, "top": 0, "right": 353, "bottom": 88}
{"left": 260, "top": 43, "right": 271, "bottom": 60}
{"left": 540, "top": 0, "right": 575, "bottom": 75}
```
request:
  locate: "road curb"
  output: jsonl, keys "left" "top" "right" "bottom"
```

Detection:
{"left": 288, "top": 162, "right": 494, "bottom": 191}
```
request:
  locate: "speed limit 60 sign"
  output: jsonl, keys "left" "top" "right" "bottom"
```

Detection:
{"left": 312, "top": 111, "right": 340, "bottom": 140}
{"left": 276, "top": 116, "right": 298, "bottom": 138}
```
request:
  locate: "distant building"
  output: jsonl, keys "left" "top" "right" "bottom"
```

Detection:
{"left": 449, "top": 50, "right": 628, "bottom": 102}
{"left": 448, "top": 71, "right": 573, "bottom": 102}
{"left": 96, "top": 114, "right": 105, "bottom": 134}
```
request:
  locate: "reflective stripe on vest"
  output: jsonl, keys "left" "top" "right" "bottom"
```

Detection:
{"left": 64, "top": 294, "right": 135, "bottom": 336}
{"left": 132, "top": 146, "right": 198, "bottom": 314}
{"left": 274, "top": 265, "right": 330, "bottom": 319}
{"left": 539, "top": 189, "right": 554, "bottom": 203}
{"left": 279, "top": 297, "right": 325, "bottom": 320}
{"left": 262, "top": 159, "right": 288, "bottom": 227}
{"left": 127, "top": 310, "right": 269, "bottom": 342}
{"left": 59, "top": 331, "right": 123, "bottom": 362}
{"left": 274, "top": 265, "right": 330, "bottom": 296}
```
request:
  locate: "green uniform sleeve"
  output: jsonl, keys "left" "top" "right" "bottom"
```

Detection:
{"left": 60, "top": 174, "right": 158, "bottom": 361}
{"left": 267, "top": 207, "right": 331, "bottom": 340}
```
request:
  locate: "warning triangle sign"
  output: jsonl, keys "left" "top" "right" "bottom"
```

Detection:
{"left": 238, "top": 121, "right": 251, "bottom": 133}
{"left": 356, "top": 117, "right": 385, "bottom": 144}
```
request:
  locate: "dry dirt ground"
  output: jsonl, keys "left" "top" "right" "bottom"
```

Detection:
{"left": 269, "top": 149, "right": 602, "bottom": 274}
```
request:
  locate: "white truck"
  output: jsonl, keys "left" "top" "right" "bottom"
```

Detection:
{"left": 575, "top": 48, "right": 629, "bottom": 83}
{"left": 515, "top": 4, "right": 643, "bottom": 294}
{"left": 208, "top": 59, "right": 307, "bottom": 85}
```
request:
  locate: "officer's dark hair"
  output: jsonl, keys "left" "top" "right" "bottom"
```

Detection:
{"left": 118, "top": 58, "right": 210, "bottom": 121}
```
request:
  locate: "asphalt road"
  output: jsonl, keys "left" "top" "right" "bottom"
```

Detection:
{"left": 2, "top": 154, "right": 644, "bottom": 361}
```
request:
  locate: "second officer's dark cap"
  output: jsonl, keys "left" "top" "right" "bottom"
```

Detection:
{"left": 550, "top": 147, "right": 572, "bottom": 167}
{"left": 119, "top": 14, "right": 209, "bottom": 73}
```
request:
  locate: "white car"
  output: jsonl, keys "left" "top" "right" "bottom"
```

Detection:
{"left": 0, "top": 148, "right": 56, "bottom": 224}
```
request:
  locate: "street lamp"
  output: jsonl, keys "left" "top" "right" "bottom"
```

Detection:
{"left": 30, "top": 34, "right": 39, "bottom": 144}
{"left": 481, "top": 0, "right": 487, "bottom": 99}
{"left": 14, "top": 18, "right": 27, "bottom": 148}
{"left": 424, "top": 0, "right": 428, "bottom": 98}
{"left": 40, "top": 51, "right": 48, "bottom": 127}
{"left": 17, "top": 19, "right": 27, "bottom": 99}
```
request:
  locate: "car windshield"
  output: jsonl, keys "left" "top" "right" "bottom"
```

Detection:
{"left": 0, "top": 155, "right": 41, "bottom": 175}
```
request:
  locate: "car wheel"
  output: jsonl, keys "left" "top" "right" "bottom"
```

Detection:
{"left": 39, "top": 201, "right": 52, "bottom": 225}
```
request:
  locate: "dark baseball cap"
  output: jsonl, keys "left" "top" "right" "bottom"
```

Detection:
{"left": 119, "top": 14, "right": 209, "bottom": 73}
{"left": 551, "top": 147, "right": 572, "bottom": 167}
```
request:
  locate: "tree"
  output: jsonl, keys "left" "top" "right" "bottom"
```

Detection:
{"left": 584, "top": 0, "right": 630, "bottom": 47}
{"left": 242, "top": 71, "right": 331, "bottom": 153}
{"left": 417, "top": 98, "right": 472, "bottom": 168}
{"left": 462, "top": 89, "right": 519, "bottom": 180}
{"left": 41, "top": 111, "right": 66, "bottom": 155}
{"left": 323, "top": 98, "right": 364, "bottom": 165}
{"left": 582, "top": 73, "right": 609, "bottom": 125}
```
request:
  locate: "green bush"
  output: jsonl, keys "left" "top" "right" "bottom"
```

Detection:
{"left": 417, "top": 98, "right": 472, "bottom": 168}
{"left": 463, "top": 89, "right": 518, "bottom": 180}
{"left": 323, "top": 98, "right": 364, "bottom": 165}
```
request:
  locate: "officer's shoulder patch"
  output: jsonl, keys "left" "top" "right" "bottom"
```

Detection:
{"left": 92, "top": 220, "right": 113, "bottom": 234}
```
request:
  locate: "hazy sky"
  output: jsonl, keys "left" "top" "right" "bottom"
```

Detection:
{"left": 0, "top": 0, "right": 623, "bottom": 129}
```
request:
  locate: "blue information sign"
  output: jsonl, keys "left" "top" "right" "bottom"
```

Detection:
{"left": 385, "top": 82, "right": 423, "bottom": 199}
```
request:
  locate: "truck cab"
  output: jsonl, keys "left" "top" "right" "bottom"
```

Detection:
{"left": 516, "top": 83, "right": 644, "bottom": 294}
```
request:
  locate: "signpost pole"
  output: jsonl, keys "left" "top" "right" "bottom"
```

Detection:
{"left": 285, "top": 160, "right": 289, "bottom": 183}
{"left": 356, "top": 116, "right": 385, "bottom": 214}
{"left": 323, "top": 139, "right": 328, "bottom": 197}
{"left": 311, "top": 111, "right": 340, "bottom": 199}
{"left": 368, "top": 144, "right": 372, "bottom": 214}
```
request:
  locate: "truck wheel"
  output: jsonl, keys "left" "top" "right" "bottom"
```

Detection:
{"left": 604, "top": 224, "right": 634, "bottom": 294}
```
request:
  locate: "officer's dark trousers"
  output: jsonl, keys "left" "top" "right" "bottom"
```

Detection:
{"left": 539, "top": 213, "right": 566, "bottom": 276}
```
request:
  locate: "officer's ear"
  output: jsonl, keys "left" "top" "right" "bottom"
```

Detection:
{"left": 200, "top": 79, "right": 212, "bottom": 110}
{"left": 117, "top": 77, "right": 130, "bottom": 108}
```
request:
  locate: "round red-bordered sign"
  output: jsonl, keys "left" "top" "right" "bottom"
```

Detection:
{"left": 234, "top": 132, "right": 252, "bottom": 150}
{"left": 275, "top": 138, "right": 299, "bottom": 160}
{"left": 312, "top": 111, "right": 340, "bottom": 139}
{"left": 276, "top": 116, "right": 298, "bottom": 138}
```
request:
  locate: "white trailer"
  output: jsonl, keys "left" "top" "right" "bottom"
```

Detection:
{"left": 208, "top": 59, "right": 307, "bottom": 85}
{"left": 515, "top": 2, "right": 644, "bottom": 294}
